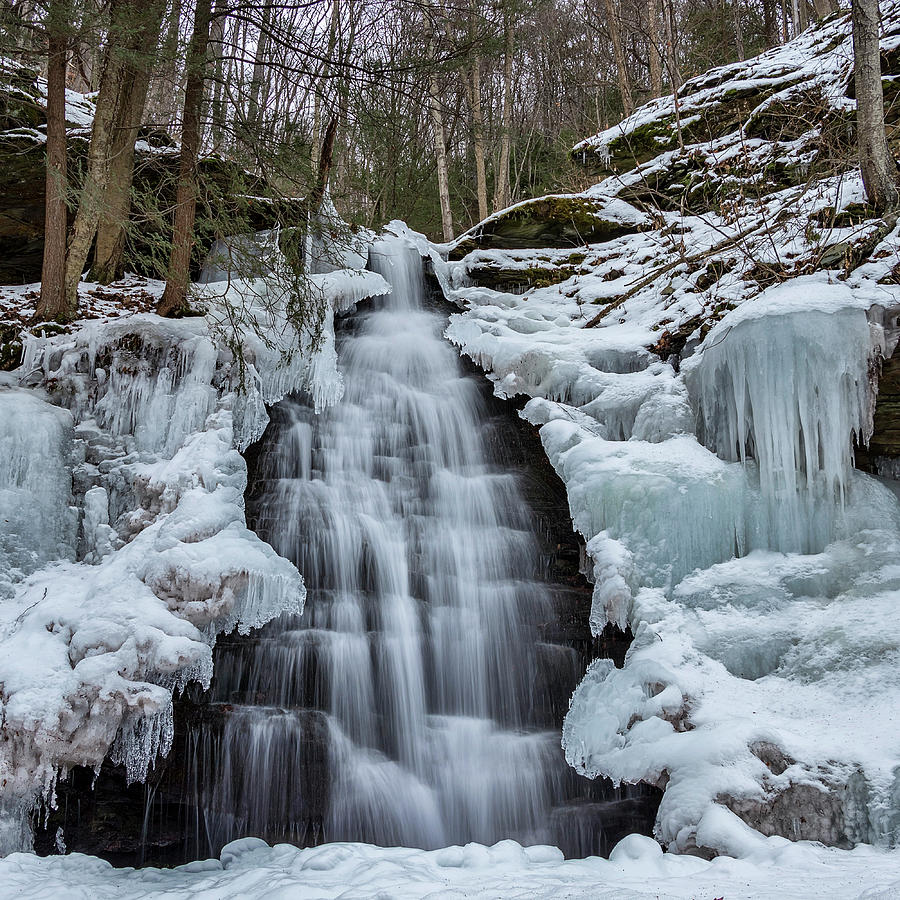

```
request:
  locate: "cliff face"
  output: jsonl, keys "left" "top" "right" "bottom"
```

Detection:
{"left": 431, "top": 2, "right": 900, "bottom": 857}
{"left": 0, "top": 59, "right": 305, "bottom": 285}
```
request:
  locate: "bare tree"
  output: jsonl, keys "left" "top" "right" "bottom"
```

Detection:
{"left": 648, "top": 0, "right": 663, "bottom": 96}
{"left": 732, "top": 0, "right": 746, "bottom": 60}
{"left": 601, "top": 0, "right": 635, "bottom": 115}
{"left": 493, "top": 14, "right": 514, "bottom": 212}
{"left": 464, "top": 0, "right": 488, "bottom": 221}
{"left": 852, "top": 0, "right": 898, "bottom": 211}
{"left": 35, "top": 0, "right": 69, "bottom": 321}
{"left": 429, "top": 73, "right": 454, "bottom": 240}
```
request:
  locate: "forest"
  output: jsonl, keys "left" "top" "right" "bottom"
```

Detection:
{"left": 0, "top": 0, "right": 847, "bottom": 321}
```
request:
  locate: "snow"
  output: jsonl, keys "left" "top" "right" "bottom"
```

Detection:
{"left": 0, "top": 240, "right": 387, "bottom": 851}
{"left": 442, "top": 244, "right": 900, "bottom": 853}
{"left": 427, "top": 0, "right": 900, "bottom": 855}
{"left": 572, "top": 5, "right": 859, "bottom": 166}
{"left": 4, "top": 0, "right": 900, "bottom": 885}
{"left": 1, "top": 833, "right": 899, "bottom": 898}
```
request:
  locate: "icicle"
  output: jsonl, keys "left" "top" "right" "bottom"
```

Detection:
{"left": 685, "top": 305, "right": 879, "bottom": 553}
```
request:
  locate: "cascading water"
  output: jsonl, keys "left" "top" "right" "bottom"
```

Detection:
{"left": 174, "top": 237, "right": 655, "bottom": 858}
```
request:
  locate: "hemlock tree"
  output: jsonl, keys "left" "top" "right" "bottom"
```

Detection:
{"left": 64, "top": 0, "right": 165, "bottom": 311}
{"left": 852, "top": 0, "right": 899, "bottom": 212}
{"left": 90, "top": 0, "right": 168, "bottom": 284}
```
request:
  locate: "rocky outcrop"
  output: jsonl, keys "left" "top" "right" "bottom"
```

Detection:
{"left": 0, "top": 62, "right": 306, "bottom": 284}
{"left": 448, "top": 195, "right": 648, "bottom": 260}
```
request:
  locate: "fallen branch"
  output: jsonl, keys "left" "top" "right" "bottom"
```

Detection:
{"left": 584, "top": 221, "right": 763, "bottom": 328}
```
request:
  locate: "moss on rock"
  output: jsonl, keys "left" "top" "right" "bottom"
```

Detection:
{"left": 449, "top": 196, "right": 644, "bottom": 260}
{"left": 0, "top": 130, "right": 306, "bottom": 283}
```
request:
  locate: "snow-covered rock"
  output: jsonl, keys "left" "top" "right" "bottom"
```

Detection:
{"left": 1, "top": 833, "right": 899, "bottom": 898}
{"left": 0, "top": 254, "right": 389, "bottom": 852}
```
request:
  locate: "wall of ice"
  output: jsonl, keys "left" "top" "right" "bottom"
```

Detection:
{"left": 0, "top": 385, "right": 77, "bottom": 598}
{"left": 0, "top": 257, "right": 389, "bottom": 854}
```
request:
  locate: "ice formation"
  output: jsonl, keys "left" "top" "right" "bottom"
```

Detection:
{"left": 433, "top": 3, "right": 900, "bottom": 853}
{"left": 443, "top": 249, "right": 900, "bottom": 853}
{"left": 0, "top": 246, "right": 388, "bottom": 852}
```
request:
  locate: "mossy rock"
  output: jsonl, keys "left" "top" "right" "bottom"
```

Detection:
{"left": 448, "top": 196, "right": 644, "bottom": 260}
{"left": 577, "top": 83, "right": 782, "bottom": 175}
{"left": 0, "top": 129, "right": 306, "bottom": 284}
{"left": 0, "top": 131, "right": 88, "bottom": 282}
{"left": 744, "top": 86, "right": 832, "bottom": 142}
{"left": 0, "top": 62, "right": 46, "bottom": 132}
{"left": 126, "top": 151, "right": 307, "bottom": 280}
{"left": 603, "top": 118, "right": 680, "bottom": 171}
{"left": 0, "top": 321, "right": 22, "bottom": 370}
{"left": 466, "top": 258, "right": 588, "bottom": 292}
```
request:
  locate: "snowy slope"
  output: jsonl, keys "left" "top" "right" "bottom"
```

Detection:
{"left": 0, "top": 251, "right": 389, "bottom": 851}
{"left": 1, "top": 833, "right": 899, "bottom": 899}
{"left": 433, "top": 0, "right": 900, "bottom": 857}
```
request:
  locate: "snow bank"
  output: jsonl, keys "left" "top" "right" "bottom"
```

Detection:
{"left": 572, "top": 4, "right": 858, "bottom": 167}
{"left": 1, "top": 833, "right": 899, "bottom": 898}
{"left": 0, "top": 252, "right": 388, "bottom": 852}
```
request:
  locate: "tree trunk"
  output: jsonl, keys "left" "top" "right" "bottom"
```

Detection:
{"left": 470, "top": 56, "right": 488, "bottom": 222}
{"left": 63, "top": 0, "right": 137, "bottom": 310}
{"left": 464, "top": 0, "right": 488, "bottom": 222}
{"left": 247, "top": 0, "right": 274, "bottom": 132}
{"left": 150, "top": 0, "right": 183, "bottom": 128}
{"left": 90, "top": 0, "right": 167, "bottom": 284}
{"left": 762, "top": 0, "right": 779, "bottom": 47}
{"left": 158, "top": 0, "right": 213, "bottom": 316}
{"left": 493, "top": 21, "right": 514, "bottom": 212}
{"left": 732, "top": 0, "right": 746, "bottom": 60}
{"left": 428, "top": 75, "right": 454, "bottom": 242}
{"left": 36, "top": 3, "right": 69, "bottom": 322}
{"left": 309, "top": 116, "right": 337, "bottom": 213}
{"left": 207, "top": 0, "right": 228, "bottom": 152}
{"left": 853, "top": 0, "right": 898, "bottom": 211}
{"left": 311, "top": 0, "right": 340, "bottom": 178}
{"left": 648, "top": 0, "right": 663, "bottom": 97}
{"left": 602, "top": 0, "right": 635, "bottom": 116}
{"left": 663, "top": 0, "right": 682, "bottom": 91}
{"left": 812, "top": 0, "right": 837, "bottom": 20}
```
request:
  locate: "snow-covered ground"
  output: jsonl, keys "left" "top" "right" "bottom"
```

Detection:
{"left": 2, "top": 833, "right": 899, "bottom": 899}
{"left": 5, "top": 2, "right": 900, "bottom": 893}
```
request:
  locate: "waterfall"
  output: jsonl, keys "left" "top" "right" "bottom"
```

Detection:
{"left": 181, "top": 237, "right": 652, "bottom": 856}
